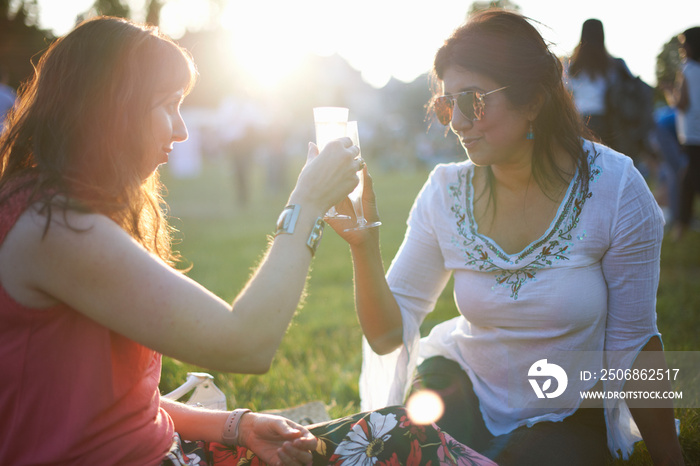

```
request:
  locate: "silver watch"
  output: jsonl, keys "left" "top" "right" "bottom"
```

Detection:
{"left": 274, "top": 204, "right": 325, "bottom": 256}
{"left": 274, "top": 204, "right": 301, "bottom": 236}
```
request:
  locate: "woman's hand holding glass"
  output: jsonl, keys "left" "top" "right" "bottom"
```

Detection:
{"left": 326, "top": 151, "right": 382, "bottom": 244}
{"left": 293, "top": 138, "right": 361, "bottom": 217}
{"left": 309, "top": 108, "right": 380, "bottom": 241}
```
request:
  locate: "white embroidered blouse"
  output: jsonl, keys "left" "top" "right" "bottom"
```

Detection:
{"left": 359, "top": 141, "right": 664, "bottom": 459}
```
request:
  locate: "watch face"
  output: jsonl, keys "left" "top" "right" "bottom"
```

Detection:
{"left": 275, "top": 205, "right": 300, "bottom": 236}
{"left": 277, "top": 210, "right": 290, "bottom": 229}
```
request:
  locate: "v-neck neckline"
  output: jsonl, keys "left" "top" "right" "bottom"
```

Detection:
{"left": 464, "top": 165, "right": 581, "bottom": 263}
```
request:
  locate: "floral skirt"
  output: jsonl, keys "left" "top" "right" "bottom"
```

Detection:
{"left": 161, "top": 406, "right": 496, "bottom": 466}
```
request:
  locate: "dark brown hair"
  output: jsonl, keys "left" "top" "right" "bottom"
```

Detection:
{"left": 569, "top": 19, "right": 612, "bottom": 78}
{"left": 682, "top": 26, "right": 700, "bottom": 61}
{"left": 0, "top": 16, "right": 196, "bottom": 265}
{"left": 430, "top": 9, "right": 590, "bottom": 195}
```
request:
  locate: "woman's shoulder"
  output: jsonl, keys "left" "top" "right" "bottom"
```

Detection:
{"left": 583, "top": 140, "right": 656, "bottom": 205}
{"left": 417, "top": 160, "right": 472, "bottom": 199}
{"left": 5, "top": 203, "right": 128, "bottom": 266}
{"left": 0, "top": 205, "right": 121, "bottom": 308}
{"left": 409, "top": 161, "right": 472, "bottom": 220}
{"left": 427, "top": 160, "right": 472, "bottom": 182}
{"left": 22, "top": 202, "right": 115, "bottom": 232}
{"left": 583, "top": 140, "right": 635, "bottom": 175}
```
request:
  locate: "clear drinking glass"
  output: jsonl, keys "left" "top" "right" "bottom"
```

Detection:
{"left": 344, "top": 121, "right": 381, "bottom": 231}
{"left": 313, "top": 107, "right": 351, "bottom": 219}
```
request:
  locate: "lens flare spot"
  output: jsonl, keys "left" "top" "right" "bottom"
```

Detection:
{"left": 406, "top": 390, "right": 444, "bottom": 425}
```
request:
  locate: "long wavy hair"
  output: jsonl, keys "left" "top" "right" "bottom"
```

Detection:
{"left": 0, "top": 16, "right": 196, "bottom": 266}
{"left": 568, "top": 19, "right": 611, "bottom": 78}
{"left": 429, "top": 9, "right": 591, "bottom": 197}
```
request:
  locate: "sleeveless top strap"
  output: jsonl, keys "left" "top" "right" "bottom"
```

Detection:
{"left": 0, "top": 180, "right": 35, "bottom": 245}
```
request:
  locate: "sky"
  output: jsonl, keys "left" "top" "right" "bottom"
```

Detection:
{"left": 35, "top": 0, "right": 700, "bottom": 89}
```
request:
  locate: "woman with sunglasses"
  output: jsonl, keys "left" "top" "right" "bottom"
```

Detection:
{"left": 331, "top": 10, "right": 684, "bottom": 465}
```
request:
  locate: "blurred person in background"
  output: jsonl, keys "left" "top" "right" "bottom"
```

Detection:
{"left": 648, "top": 105, "right": 688, "bottom": 228}
{"left": 332, "top": 10, "right": 684, "bottom": 466}
{"left": 565, "top": 19, "right": 623, "bottom": 145}
{"left": 665, "top": 26, "right": 700, "bottom": 240}
{"left": 565, "top": 18, "right": 655, "bottom": 165}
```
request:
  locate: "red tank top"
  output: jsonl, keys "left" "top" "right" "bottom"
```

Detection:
{"left": 0, "top": 183, "right": 174, "bottom": 465}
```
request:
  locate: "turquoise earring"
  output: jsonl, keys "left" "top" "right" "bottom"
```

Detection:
{"left": 526, "top": 122, "right": 534, "bottom": 140}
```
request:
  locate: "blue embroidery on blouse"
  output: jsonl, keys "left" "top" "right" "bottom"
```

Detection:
{"left": 450, "top": 149, "right": 601, "bottom": 300}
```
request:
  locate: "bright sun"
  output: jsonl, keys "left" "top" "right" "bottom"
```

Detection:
{"left": 219, "top": 2, "right": 337, "bottom": 91}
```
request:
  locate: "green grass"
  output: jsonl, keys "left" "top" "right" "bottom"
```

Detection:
{"left": 158, "top": 156, "right": 699, "bottom": 465}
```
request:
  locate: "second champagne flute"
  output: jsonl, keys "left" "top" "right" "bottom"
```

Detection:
{"left": 344, "top": 121, "right": 381, "bottom": 232}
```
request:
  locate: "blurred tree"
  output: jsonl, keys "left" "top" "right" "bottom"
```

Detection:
{"left": 74, "top": 0, "right": 163, "bottom": 26}
{"left": 0, "top": 0, "right": 52, "bottom": 89}
{"left": 177, "top": 26, "right": 236, "bottom": 107}
{"left": 146, "top": 0, "right": 163, "bottom": 26}
{"left": 88, "top": 0, "right": 130, "bottom": 18}
{"left": 1, "top": 0, "right": 39, "bottom": 25}
{"left": 656, "top": 34, "right": 682, "bottom": 89}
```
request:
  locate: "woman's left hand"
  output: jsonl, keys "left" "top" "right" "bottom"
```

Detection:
{"left": 238, "top": 413, "right": 317, "bottom": 466}
{"left": 327, "top": 166, "right": 382, "bottom": 246}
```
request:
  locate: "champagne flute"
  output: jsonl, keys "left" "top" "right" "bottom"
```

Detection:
{"left": 313, "top": 107, "right": 351, "bottom": 219}
{"left": 344, "top": 121, "right": 381, "bottom": 232}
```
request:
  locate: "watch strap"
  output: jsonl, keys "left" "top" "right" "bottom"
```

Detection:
{"left": 306, "top": 217, "right": 325, "bottom": 257}
{"left": 222, "top": 408, "right": 251, "bottom": 446}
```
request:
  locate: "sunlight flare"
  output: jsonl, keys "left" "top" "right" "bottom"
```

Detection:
{"left": 219, "top": 1, "right": 336, "bottom": 90}
{"left": 406, "top": 390, "right": 444, "bottom": 425}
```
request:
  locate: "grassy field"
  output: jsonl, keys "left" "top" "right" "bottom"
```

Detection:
{"left": 158, "top": 155, "right": 699, "bottom": 465}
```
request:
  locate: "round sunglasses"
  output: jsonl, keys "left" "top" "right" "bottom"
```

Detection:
{"left": 433, "top": 86, "right": 508, "bottom": 125}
